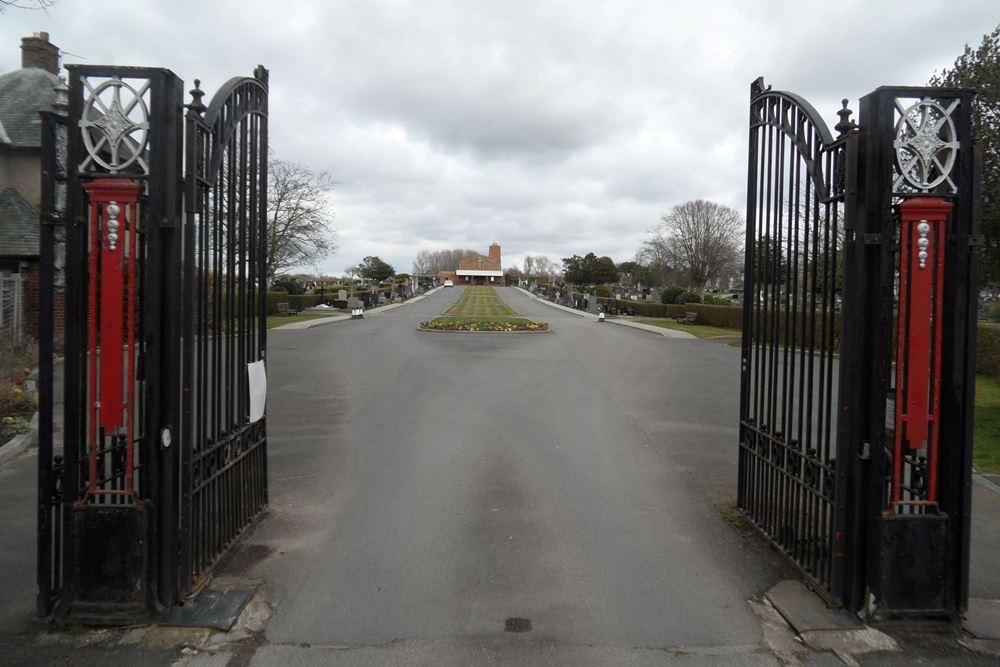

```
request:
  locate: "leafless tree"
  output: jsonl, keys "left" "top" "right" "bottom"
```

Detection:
{"left": 636, "top": 236, "right": 677, "bottom": 287}
{"left": 521, "top": 254, "right": 558, "bottom": 279}
{"left": 0, "top": 0, "right": 57, "bottom": 11}
{"left": 652, "top": 200, "right": 744, "bottom": 289}
{"left": 411, "top": 248, "right": 479, "bottom": 275}
{"left": 267, "top": 158, "right": 337, "bottom": 281}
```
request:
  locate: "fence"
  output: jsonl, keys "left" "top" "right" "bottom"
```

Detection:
{"left": 0, "top": 270, "right": 24, "bottom": 345}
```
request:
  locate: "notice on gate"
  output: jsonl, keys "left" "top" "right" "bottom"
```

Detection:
{"left": 248, "top": 360, "right": 267, "bottom": 423}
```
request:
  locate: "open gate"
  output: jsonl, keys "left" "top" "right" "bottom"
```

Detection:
{"left": 739, "top": 77, "right": 981, "bottom": 619}
{"left": 36, "top": 65, "right": 269, "bottom": 622}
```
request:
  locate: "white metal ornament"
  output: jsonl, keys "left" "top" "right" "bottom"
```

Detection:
{"left": 893, "top": 97, "right": 960, "bottom": 194}
{"left": 79, "top": 76, "right": 151, "bottom": 175}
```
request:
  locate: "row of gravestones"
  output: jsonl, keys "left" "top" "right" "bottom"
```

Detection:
{"left": 327, "top": 290, "right": 398, "bottom": 310}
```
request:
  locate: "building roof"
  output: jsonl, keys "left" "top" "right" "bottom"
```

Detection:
{"left": 0, "top": 188, "right": 39, "bottom": 257}
{"left": 0, "top": 66, "right": 60, "bottom": 148}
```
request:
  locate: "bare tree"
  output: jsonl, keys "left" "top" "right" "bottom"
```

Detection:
{"left": 267, "top": 158, "right": 337, "bottom": 281}
{"left": 636, "top": 236, "right": 676, "bottom": 287}
{"left": 0, "top": 0, "right": 57, "bottom": 11}
{"left": 533, "top": 256, "right": 558, "bottom": 277}
{"left": 411, "top": 248, "right": 479, "bottom": 275}
{"left": 653, "top": 200, "right": 744, "bottom": 289}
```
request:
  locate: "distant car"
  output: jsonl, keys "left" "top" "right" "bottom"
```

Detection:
{"left": 444, "top": 279, "right": 454, "bottom": 287}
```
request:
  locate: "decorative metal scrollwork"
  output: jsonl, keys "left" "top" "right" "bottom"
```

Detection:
{"left": 79, "top": 76, "right": 150, "bottom": 175}
{"left": 893, "top": 97, "right": 959, "bottom": 194}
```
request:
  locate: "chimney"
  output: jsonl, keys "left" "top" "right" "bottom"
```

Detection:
{"left": 489, "top": 242, "right": 501, "bottom": 264}
{"left": 21, "top": 32, "right": 59, "bottom": 75}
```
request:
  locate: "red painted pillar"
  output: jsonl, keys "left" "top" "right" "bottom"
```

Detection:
{"left": 82, "top": 178, "right": 142, "bottom": 500}
{"left": 891, "top": 197, "right": 953, "bottom": 510}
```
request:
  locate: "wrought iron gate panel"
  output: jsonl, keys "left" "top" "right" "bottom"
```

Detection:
{"left": 179, "top": 70, "right": 269, "bottom": 596}
{"left": 738, "top": 78, "right": 854, "bottom": 602}
{"left": 38, "top": 65, "right": 269, "bottom": 621}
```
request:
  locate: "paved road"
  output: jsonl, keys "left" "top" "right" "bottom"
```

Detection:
{"left": 231, "top": 286, "right": 792, "bottom": 664}
{"left": 2, "top": 284, "right": 999, "bottom": 665}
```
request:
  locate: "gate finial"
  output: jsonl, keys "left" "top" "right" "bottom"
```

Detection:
{"left": 835, "top": 98, "right": 856, "bottom": 137}
{"left": 186, "top": 79, "right": 206, "bottom": 116}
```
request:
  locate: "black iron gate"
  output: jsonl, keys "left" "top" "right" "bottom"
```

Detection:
{"left": 37, "top": 65, "right": 269, "bottom": 622}
{"left": 738, "top": 79, "right": 856, "bottom": 604}
{"left": 739, "top": 77, "right": 980, "bottom": 619}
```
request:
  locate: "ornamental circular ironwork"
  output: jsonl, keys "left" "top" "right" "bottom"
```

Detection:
{"left": 893, "top": 98, "right": 959, "bottom": 192}
{"left": 79, "top": 77, "right": 150, "bottom": 174}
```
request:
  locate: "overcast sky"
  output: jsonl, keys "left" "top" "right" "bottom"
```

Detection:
{"left": 2, "top": 1, "right": 997, "bottom": 275}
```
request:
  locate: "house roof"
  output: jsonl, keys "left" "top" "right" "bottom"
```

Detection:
{"left": 0, "top": 188, "right": 39, "bottom": 257}
{"left": 0, "top": 66, "right": 60, "bottom": 148}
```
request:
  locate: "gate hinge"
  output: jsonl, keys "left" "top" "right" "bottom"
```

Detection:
{"left": 969, "top": 235, "right": 985, "bottom": 247}
{"left": 863, "top": 234, "right": 882, "bottom": 246}
{"left": 860, "top": 441, "right": 871, "bottom": 460}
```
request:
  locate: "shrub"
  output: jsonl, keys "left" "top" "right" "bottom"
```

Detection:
{"left": 593, "top": 284, "right": 614, "bottom": 298}
{"left": 980, "top": 325, "right": 1000, "bottom": 378}
{"left": 660, "top": 286, "right": 687, "bottom": 304}
{"left": 679, "top": 291, "right": 702, "bottom": 304}
{"left": 703, "top": 294, "right": 733, "bottom": 306}
{"left": 272, "top": 278, "right": 305, "bottom": 295}
{"left": 983, "top": 301, "right": 1000, "bottom": 323}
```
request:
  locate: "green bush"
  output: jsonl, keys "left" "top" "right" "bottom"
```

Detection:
{"left": 703, "top": 294, "right": 733, "bottom": 306}
{"left": 983, "top": 301, "right": 1000, "bottom": 322}
{"left": 980, "top": 325, "right": 1000, "bottom": 378}
{"left": 660, "top": 286, "right": 687, "bottom": 304}
{"left": 679, "top": 291, "right": 702, "bottom": 304}
{"left": 593, "top": 284, "right": 614, "bottom": 298}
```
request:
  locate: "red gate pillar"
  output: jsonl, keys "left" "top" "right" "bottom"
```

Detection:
{"left": 890, "top": 197, "right": 953, "bottom": 512}
{"left": 874, "top": 196, "right": 955, "bottom": 618}
{"left": 81, "top": 178, "right": 142, "bottom": 503}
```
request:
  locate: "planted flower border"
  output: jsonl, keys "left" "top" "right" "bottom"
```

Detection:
{"left": 420, "top": 287, "right": 549, "bottom": 333}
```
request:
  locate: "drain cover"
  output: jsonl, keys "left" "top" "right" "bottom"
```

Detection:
{"left": 504, "top": 617, "right": 532, "bottom": 633}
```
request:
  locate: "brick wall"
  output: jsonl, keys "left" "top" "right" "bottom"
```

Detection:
{"left": 20, "top": 262, "right": 64, "bottom": 349}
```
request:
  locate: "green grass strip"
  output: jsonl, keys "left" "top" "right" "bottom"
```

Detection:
{"left": 630, "top": 317, "right": 741, "bottom": 339}
{"left": 975, "top": 375, "right": 1000, "bottom": 473}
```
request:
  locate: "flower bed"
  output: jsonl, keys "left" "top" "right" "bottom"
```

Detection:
{"left": 420, "top": 317, "right": 549, "bottom": 332}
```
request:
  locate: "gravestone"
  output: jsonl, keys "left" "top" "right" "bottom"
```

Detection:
{"left": 347, "top": 297, "right": 361, "bottom": 309}
{"left": 338, "top": 290, "right": 348, "bottom": 301}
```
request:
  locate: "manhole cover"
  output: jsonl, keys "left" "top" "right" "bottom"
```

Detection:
{"left": 504, "top": 617, "right": 532, "bottom": 632}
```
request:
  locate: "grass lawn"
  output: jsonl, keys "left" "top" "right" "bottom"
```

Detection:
{"left": 266, "top": 312, "right": 344, "bottom": 329}
{"left": 975, "top": 375, "right": 1000, "bottom": 473}
{"left": 630, "top": 317, "right": 741, "bottom": 339}
{"left": 445, "top": 286, "right": 520, "bottom": 318}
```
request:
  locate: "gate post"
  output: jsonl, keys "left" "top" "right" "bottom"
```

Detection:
{"left": 856, "top": 86, "right": 980, "bottom": 621}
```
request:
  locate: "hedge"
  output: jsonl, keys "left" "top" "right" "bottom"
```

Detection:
{"left": 266, "top": 291, "right": 376, "bottom": 315}
{"left": 980, "top": 325, "right": 1000, "bottom": 378}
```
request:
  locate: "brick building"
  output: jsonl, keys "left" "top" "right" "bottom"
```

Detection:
{"left": 0, "top": 32, "right": 65, "bottom": 343}
{"left": 437, "top": 242, "right": 505, "bottom": 286}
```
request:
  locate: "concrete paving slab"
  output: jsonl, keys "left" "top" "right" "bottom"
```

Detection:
{"left": 964, "top": 598, "right": 1000, "bottom": 640}
{"left": 765, "top": 580, "right": 863, "bottom": 633}
{"left": 247, "top": 641, "right": 780, "bottom": 667}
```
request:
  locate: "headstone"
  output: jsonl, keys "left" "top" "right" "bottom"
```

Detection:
{"left": 338, "top": 289, "right": 348, "bottom": 301}
{"left": 347, "top": 297, "right": 361, "bottom": 309}
{"left": 378, "top": 295, "right": 388, "bottom": 305}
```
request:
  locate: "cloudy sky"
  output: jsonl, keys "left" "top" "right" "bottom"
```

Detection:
{"left": 2, "top": 1, "right": 996, "bottom": 275}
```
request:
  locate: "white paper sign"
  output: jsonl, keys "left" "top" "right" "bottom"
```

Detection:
{"left": 248, "top": 360, "right": 267, "bottom": 423}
